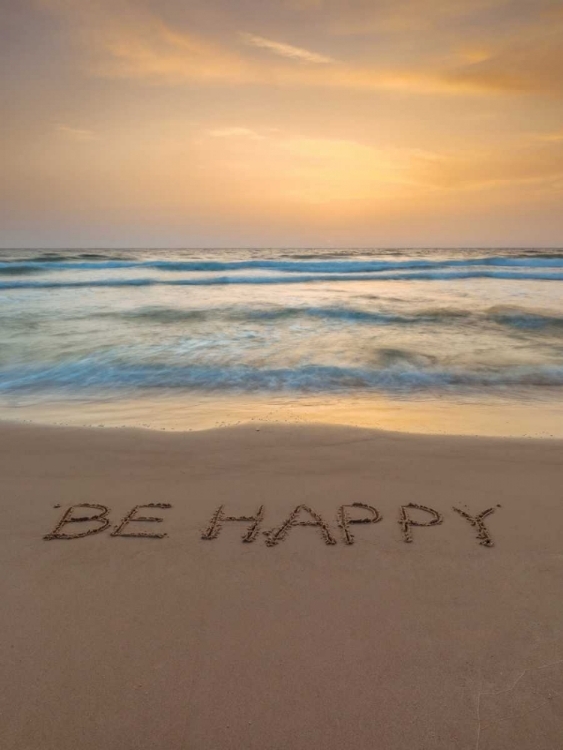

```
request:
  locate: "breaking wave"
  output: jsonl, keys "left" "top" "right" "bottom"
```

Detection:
{"left": 98, "top": 304, "right": 563, "bottom": 332}
{"left": 4, "top": 254, "right": 563, "bottom": 276}
{"left": 4, "top": 269, "right": 563, "bottom": 290}
{"left": 2, "top": 361, "right": 563, "bottom": 393}
{"left": 3, "top": 248, "right": 563, "bottom": 412}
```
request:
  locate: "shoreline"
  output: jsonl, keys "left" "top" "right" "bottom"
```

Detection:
{"left": 1, "top": 414, "right": 563, "bottom": 442}
{"left": 2, "top": 420, "right": 563, "bottom": 748}
{"left": 3, "top": 387, "right": 563, "bottom": 439}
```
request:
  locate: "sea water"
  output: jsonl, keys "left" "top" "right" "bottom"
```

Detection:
{"left": 1, "top": 247, "right": 563, "bottom": 436}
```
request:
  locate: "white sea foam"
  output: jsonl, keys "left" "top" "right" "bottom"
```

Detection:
{"left": 3, "top": 268, "right": 563, "bottom": 290}
{"left": 1, "top": 247, "right": 563, "bottom": 403}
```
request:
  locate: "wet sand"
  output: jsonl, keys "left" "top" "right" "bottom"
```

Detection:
{"left": 4, "top": 390, "right": 563, "bottom": 438}
{"left": 1, "top": 421, "right": 563, "bottom": 749}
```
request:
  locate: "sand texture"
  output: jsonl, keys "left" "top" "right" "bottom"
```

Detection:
{"left": 1, "top": 422, "right": 563, "bottom": 749}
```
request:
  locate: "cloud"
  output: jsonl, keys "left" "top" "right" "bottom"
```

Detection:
{"left": 55, "top": 124, "right": 98, "bottom": 141}
{"left": 413, "top": 141, "right": 563, "bottom": 190}
{"left": 57, "top": 13, "right": 468, "bottom": 94}
{"left": 240, "top": 33, "right": 335, "bottom": 64}
{"left": 40, "top": 0, "right": 563, "bottom": 96}
{"left": 93, "top": 22, "right": 256, "bottom": 84}
{"left": 325, "top": 0, "right": 514, "bottom": 34}
{"left": 445, "top": 9, "right": 563, "bottom": 96}
{"left": 535, "top": 131, "right": 563, "bottom": 143}
{"left": 198, "top": 128, "right": 441, "bottom": 202}
{"left": 207, "top": 127, "right": 264, "bottom": 138}
{"left": 34, "top": 1, "right": 451, "bottom": 93}
{"left": 195, "top": 125, "right": 563, "bottom": 208}
{"left": 284, "top": 0, "right": 324, "bottom": 9}
{"left": 445, "top": 29, "right": 563, "bottom": 94}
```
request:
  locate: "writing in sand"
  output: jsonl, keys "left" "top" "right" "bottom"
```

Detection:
{"left": 44, "top": 502, "right": 499, "bottom": 547}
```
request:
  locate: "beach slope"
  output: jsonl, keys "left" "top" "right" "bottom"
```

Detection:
{"left": 1, "top": 422, "right": 563, "bottom": 749}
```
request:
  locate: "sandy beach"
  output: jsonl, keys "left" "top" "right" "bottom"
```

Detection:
{"left": 1, "top": 420, "right": 562, "bottom": 749}
{"left": 5, "top": 0, "right": 563, "bottom": 745}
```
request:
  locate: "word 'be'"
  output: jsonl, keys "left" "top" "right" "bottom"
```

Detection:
{"left": 44, "top": 502, "right": 498, "bottom": 547}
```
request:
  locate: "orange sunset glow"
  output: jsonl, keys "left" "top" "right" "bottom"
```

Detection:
{"left": 2, "top": 0, "right": 563, "bottom": 247}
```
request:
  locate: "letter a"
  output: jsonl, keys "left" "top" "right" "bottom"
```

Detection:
{"left": 265, "top": 505, "right": 337, "bottom": 547}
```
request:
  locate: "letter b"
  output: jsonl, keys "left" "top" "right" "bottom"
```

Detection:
{"left": 44, "top": 504, "right": 111, "bottom": 540}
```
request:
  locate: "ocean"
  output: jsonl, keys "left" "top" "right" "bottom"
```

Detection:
{"left": 2, "top": 247, "right": 563, "bottom": 436}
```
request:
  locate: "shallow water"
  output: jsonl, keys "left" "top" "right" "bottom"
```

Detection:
{"left": 1, "top": 247, "right": 563, "bottom": 435}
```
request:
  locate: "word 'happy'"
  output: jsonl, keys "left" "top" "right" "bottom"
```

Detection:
{"left": 44, "top": 502, "right": 499, "bottom": 547}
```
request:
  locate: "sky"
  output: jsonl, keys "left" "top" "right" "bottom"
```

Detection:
{"left": 1, "top": 0, "right": 563, "bottom": 248}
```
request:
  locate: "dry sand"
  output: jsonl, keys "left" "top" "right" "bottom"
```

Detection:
{"left": 1, "top": 421, "right": 563, "bottom": 749}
